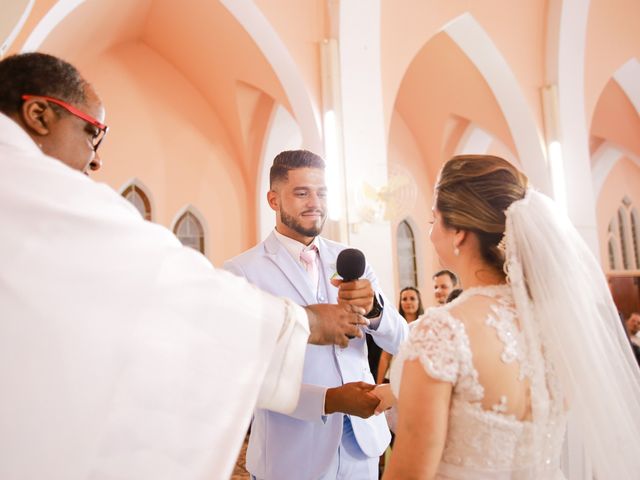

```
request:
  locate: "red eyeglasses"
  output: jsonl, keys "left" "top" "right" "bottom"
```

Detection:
{"left": 21, "top": 94, "right": 109, "bottom": 152}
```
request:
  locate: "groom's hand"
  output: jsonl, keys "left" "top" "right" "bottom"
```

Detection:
{"left": 331, "top": 278, "right": 375, "bottom": 315}
{"left": 325, "top": 382, "right": 381, "bottom": 418}
{"left": 372, "top": 384, "right": 396, "bottom": 414}
{"left": 304, "top": 304, "right": 369, "bottom": 348}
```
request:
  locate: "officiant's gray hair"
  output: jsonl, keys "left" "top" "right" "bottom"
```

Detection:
{"left": 435, "top": 155, "right": 528, "bottom": 272}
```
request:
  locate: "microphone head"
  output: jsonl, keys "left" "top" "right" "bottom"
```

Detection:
{"left": 336, "top": 248, "right": 366, "bottom": 281}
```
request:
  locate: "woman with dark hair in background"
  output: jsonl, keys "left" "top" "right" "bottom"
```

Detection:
{"left": 376, "top": 287, "right": 424, "bottom": 384}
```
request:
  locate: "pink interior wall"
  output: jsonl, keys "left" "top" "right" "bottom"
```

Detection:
{"left": 394, "top": 33, "right": 515, "bottom": 183}
{"left": 591, "top": 75, "right": 639, "bottom": 271}
{"left": 486, "top": 139, "right": 517, "bottom": 166}
{"left": 388, "top": 110, "right": 437, "bottom": 303}
{"left": 597, "top": 156, "right": 640, "bottom": 267}
{"left": 585, "top": 0, "right": 640, "bottom": 125}
{"left": 85, "top": 43, "right": 252, "bottom": 266}
{"left": 381, "top": 1, "right": 547, "bottom": 135}
{"left": 590, "top": 79, "right": 640, "bottom": 158}
{"left": 236, "top": 85, "right": 276, "bottom": 185}
{"left": 255, "top": 0, "right": 325, "bottom": 115}
{"left": 142, "top": 0, "right": 290, "bottom": 166}
{"left": 8, "top": 0, "right": 61, "bottom": 55}
{"left": 441, "top": 115, "right": 470, "bottom": 162}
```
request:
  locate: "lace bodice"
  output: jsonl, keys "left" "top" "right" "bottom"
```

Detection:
{"left": 390, "top": 285, "right": 567, "bottom": 480}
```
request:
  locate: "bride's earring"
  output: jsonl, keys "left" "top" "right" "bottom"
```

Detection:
{"left": 453, "top": 245, "right": 460, "bottom": 256}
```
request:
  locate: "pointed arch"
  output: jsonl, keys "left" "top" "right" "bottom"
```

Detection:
{"left": 171, "top": 206, "right": 208, "bottom": 255}
{"left": 119, "top": 178, "right": 153, "bottom": 221}
{"left": 592, "top": 142, "right": 640, "bottom": 199}
{"left": 607, "top": 219, "right": 620, "bottom": 270}
{"left": 443, "top": 13, "right": 549, "bottom": 193}
{"left": 21, "top": 0, "right": 85, "bottom": 52}
{"left": 219, "top": 0, "right": 322, "bottom": 153}
{"left": 609, "top": 196, "right": 640, "bottom": 272}
{"left": 613, "top": 58, "right": 640, "bottom": 115}
{"left": 618, "top": 206, "right": 630, "bottom": 269}
{"left": 631, "top": 207, "right": 640, "bottom": 269}
{"left": 1, "top": 0, "right": 34, "bottom": 56}
{"left": 396, "top": 218, "right": 418, "bottom": 289}
{"left": 454, "top": 122, "right": 519, "bottom": 166}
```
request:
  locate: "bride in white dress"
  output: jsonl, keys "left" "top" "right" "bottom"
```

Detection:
{"left": 379, "top": 155, "right": 640, "bottom": 479}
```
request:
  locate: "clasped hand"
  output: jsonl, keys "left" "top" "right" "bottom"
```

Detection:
{"left": 325, "top": 382, "right": 380, "bottom": 418}
{"left": 325, "top": 382, "right": 397, "bottom": 418}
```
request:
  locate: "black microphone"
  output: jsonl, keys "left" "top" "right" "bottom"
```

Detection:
{"left": 336, "top": 248, "right": 366, "bottom": 281}
{"left": 336, "top": 248, "right": 383, "bottom": 321}
{"left": 336, "top": 248, "right": 366, "bottom": 340}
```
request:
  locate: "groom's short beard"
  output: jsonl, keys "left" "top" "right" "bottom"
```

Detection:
{"left": 280, "top": 207, "right": 326, "bottom": 238}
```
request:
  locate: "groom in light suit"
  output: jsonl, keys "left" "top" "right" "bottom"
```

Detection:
{"left": 224, "top": 150, "right": 408, "bottom": 479}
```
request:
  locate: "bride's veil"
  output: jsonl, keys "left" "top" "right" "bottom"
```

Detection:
{"left": 504, "top": 190, "right": 640, "bottom": 480}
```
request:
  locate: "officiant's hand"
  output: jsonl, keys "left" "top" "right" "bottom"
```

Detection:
{"left": 325, "top": 381, "right": 381, "bottom": 418}
{"left": 305, "top": 304, "right": 369, "bottom": 348}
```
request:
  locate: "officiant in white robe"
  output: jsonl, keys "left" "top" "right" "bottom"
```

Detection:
{"left": 0, "top": 53, "right": 366, "bottom": 480}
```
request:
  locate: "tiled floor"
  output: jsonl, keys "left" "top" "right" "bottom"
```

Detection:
{"left": 230, "top": 435, "right": 250, "bottom": 480}
{"left": 229, "top": 437, "right": 388, "bottom": 479}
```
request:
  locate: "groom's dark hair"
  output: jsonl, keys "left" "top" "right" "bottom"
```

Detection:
{"left": 270, "top": 150, "right": 325, "bottom": 188}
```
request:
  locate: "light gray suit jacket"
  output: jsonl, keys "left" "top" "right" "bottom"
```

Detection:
{"left": 224, "top": 232, "right": 408, "bottom": 480}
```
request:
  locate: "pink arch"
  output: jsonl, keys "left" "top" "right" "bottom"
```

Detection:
{"left": 22, "top": 0, "right": 322, "bottom": 154}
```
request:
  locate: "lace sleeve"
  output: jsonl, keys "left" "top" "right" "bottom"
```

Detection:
{"left": 399, "top": 309, "right": 465, "bottom": 384}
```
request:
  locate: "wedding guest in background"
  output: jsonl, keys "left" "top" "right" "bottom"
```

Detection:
{"left": 432, "top": 269, "right": 458, "bottom": 305}
{"left": 375, "top": 286, "right": 424, "bottom": 476}
{"left": 625, "top": 312, "right": 640, "bottom": 366}
{"left": 446, "top": 288, "right": 463, "bottom": 303}
{"left": 376, "top": 287, "right": 424, "bottom": 384}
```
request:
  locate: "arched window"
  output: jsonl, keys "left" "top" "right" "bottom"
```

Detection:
{"left": 618, "top": 207, "right": 630, "bottom": 269}
{"left": 173, "top": 210, "right": 205, "bottom": 254}
{"left": 122, "top": 184, "right": 152, "bottom": 221}
{"left": 607, "top": 220, "right": 620, "bottom": 271}
{"left": 397, "top": 219, "right": 418, "bottom": 288}
{"left": 608, "top": 197, "right": 639, "bottom": 272}
{"left": 631, "top": 208, "right": 640, "bottom": 269}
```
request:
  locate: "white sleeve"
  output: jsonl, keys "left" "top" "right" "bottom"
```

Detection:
{"left": 256, "top": 300, "right": 310, "bottom": 413}
{"left": 400, "top": 310, "right": 463, "bottom": 384}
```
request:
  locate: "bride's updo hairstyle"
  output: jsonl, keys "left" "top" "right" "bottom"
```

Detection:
{"left": 436, "top": 155, "right": 528, "bottom": 272}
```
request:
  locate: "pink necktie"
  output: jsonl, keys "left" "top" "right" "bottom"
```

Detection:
{"left": 300, "top": 246, "right": 319, "bottom": 289}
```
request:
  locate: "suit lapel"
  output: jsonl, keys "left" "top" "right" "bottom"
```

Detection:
{"left": 264, "top": 232, "right": 316, "bottom": 305}
{"left": 317, "top": 237, "right": 339, "bottom": 304}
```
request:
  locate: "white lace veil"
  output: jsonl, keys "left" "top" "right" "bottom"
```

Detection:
{"left": 504, "top": 189, "right": 640, "bottom": 480}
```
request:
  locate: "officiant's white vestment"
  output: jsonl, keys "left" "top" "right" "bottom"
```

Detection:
{"left": 0, "top": 112, "right": 309, "bottom": 480}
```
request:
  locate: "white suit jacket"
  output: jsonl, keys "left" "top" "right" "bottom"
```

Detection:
{"left": 224, "top": 232, "right": 409, "bottom": 480}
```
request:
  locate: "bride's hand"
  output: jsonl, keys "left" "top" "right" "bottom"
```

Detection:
{"left": 372, "top": 383, "right": 396, "bottom": 414}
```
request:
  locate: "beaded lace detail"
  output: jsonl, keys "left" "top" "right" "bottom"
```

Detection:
{"left": 390, "top": 285, "right": 567, "bottom": 479}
